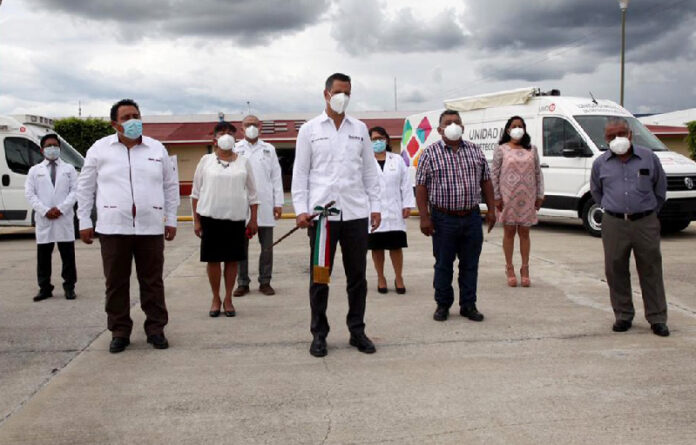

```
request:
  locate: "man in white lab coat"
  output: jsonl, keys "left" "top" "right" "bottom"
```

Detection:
{"left": 233, "top": 115, "right": 284, "bottom": 297}
{"left": 77, "top": 99, "right": 180, "bottom": 354}
{"left": 24, "top": 133, "right": 78, "bottom": 301}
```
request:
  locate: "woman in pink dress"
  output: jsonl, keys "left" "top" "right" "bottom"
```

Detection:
{"left": 491, "top": 116, "right": 544, "bottom": 287}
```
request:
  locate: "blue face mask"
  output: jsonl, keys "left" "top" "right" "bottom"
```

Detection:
{"left": 372, "top": 140, "right": 387, "bottom": 153}
{"left": 121, "top": 119, "right": 143, "bottom": 140}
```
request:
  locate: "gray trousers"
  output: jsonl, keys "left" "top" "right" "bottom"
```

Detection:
{"left": 238, "top": 226, "right": 273, "bottom": 286}
{"left": 601, "top": 212, "right": 667, "bottom": 324}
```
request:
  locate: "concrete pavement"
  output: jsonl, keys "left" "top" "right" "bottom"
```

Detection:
{"left": 1, "top": 219, "right": 695, "bottom": 444}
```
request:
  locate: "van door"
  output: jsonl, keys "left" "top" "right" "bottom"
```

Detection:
{"left": 539, "top": 116, "right": 592, "bottom": 213}
{"left": 0, "top": 136, "right": 44, "bottom": 225}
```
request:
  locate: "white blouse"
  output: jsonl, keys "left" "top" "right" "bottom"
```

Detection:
{"left": 190, "top": 154, "right": 260, "bottom": 221}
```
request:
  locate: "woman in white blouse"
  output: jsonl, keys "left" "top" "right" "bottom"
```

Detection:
{"left": 191, "top": 123, "right": 259, "bottom": 318}
{"left": 368, "top": 126, "right": 415, "bottom": 294}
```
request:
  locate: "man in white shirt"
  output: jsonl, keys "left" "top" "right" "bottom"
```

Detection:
{"left": 233, "top": 115, "right": 284, "bottom": 297}
{"left": 292, "top": 73, "right": 381, "bottom": 357}
{"left": 77, "top": 99, "right": 180, "bottom": 354}
{"left": 25, "top": 134, "right": 78, "bottom": 301}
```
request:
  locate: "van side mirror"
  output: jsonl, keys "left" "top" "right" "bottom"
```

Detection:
{"left": 562, "top": 148, "right": 579, "bottom": 158}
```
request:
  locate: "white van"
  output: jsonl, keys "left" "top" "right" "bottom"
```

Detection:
{"left": 401, "top": 87, "right": 696, "bottom": 236}
{"left": 0, "top": 114, "right": 84, "bottom": 227}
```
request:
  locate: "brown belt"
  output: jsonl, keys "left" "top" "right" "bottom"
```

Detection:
{"left": 432, "top": 206, "right": 479, "bottom": 217}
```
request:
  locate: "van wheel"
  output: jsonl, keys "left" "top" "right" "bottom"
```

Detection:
{"left": 581, "top": 199, "right": 603, "bottom": 237}
{"left": 661, "top": 219, "right": 691, "bottom": 234}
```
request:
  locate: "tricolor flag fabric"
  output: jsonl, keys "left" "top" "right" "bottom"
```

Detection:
{"left": 312, "top": 204, "right": 340, "bottom": 284}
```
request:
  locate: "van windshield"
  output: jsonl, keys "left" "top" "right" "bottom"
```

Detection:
{"left": 574, "top": 115, "right": 668, "bottom": 152}
{"left": 57, "top": 135, "right": 85, "bottom": 170}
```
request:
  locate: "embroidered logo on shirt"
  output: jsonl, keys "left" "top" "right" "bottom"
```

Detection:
{"left": 148, "top": 158, "right": 162, "bottom": 162}
{"left": 311, "top": 137, "right": 329, "bottom": 143}
{"left": 348, "top": 135, "right": 363, "bottom": 141}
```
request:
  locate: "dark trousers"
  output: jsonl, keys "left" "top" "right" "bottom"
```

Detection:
{"left": 238, "top": 226, "right": 274, "bottom": 286}
{"left": 601, "top": 213, "right": 667, "bottom": 324}
{"left": 99, "top": 234, "right": 168, "bottom": 338}
{"left": 431, "top": 208, "right": 483, "bottom": 309}
{"left": 308, "top": 218, "right": 368, "bottom": 338}
{"left": 37, "top": 241, "right": 76, "bottom": 294}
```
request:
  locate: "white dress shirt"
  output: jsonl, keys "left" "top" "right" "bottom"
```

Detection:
{"left": 292, "top": 111, "right": 381, "bottom": 221}
{"left": 76, "top": 134, "right": 180, "bottom": 235}
{"left": 190, "top": 154, "right": 260, "bottom": 221}
{"left": 234, "top": 139, "right": 283, "bottom": 227}
{"left": 24, "top": 159, "right": 78, "bottom": 244}
{"left": 372, "top": 151, "right": 415, "bottom": 233}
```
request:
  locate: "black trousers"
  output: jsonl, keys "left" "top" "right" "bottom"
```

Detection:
{"left": 308, "top": 218, "right": 368, "bottom": 338}
{"left": 37, "top": 241, "right": 77, "bottom": 294}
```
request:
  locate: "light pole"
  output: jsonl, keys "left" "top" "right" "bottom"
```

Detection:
{"left": 619, "top": 0, "right": 630, "bottom": 106}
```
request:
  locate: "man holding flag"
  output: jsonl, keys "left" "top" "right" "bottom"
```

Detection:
{"left": 292, "top": 73, "right": 382, "bottom": 357}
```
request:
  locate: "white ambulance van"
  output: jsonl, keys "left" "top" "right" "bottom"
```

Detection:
{"left": 401, "top": 87, "right": 696, "bottom": 236}
{"left": 0, "top": 114, "right": 84, "bottom": 227}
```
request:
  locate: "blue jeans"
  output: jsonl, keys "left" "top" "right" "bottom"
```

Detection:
{"left": 431, "top": 208, "right": 483, "bottom": 309}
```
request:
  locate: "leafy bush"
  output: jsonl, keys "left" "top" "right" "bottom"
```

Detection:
{"left": 53, "top": 117, "right": 115, "bottom": 156}
{"left": 687, "top": 121, "right": 696, "bottom": 160}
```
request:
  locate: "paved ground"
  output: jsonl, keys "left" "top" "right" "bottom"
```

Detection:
{"left": 0, "top": 218, "right": 695, "bottom": 444}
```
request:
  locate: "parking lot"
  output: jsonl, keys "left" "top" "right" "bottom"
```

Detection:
{"left": 1, "top": 218, "right": 695, "bottom": 444}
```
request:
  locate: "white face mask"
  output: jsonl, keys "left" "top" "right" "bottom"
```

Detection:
{"left": 43, "top": 145, "right": 60, "bottom": 161}
{"left": 328, "top": 92, "right": 350, "bottom": 114}
{"left": 609, "top": 136, "right": 631, "bottom": 155}
{"left": 244, "top": 125, "right": 259, "bottom": 140}
{"left": 217, "top": 134, "right": 236, "bottom": 151}
{"left": 509, "top": 127, "right": 525, "bottom": 141}
{"left": 443, "top": 123, "right": 463, "bottom": 141}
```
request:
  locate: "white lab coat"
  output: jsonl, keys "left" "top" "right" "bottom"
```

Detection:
{"left": 371, "top": 152, "right": 415, "bottom": 233}
{"left": 24, "top": 159, "right": 78, "bottom": 244}
{"left": 234, "top": 139, "right": 283, "bottom": 227}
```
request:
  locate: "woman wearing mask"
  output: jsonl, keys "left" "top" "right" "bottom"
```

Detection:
{"left": 491, "top": 116, "right": 544, "bottom": 287}
{"left": 191, "top": 122, "right": 260, "bottom": 317}
{"left": 368, "top": 126, "right": 415, "bottom": 294}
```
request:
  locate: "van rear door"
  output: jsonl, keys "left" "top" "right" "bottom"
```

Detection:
{"left": 0, "top": 135, "right": 44, "bottom": 225}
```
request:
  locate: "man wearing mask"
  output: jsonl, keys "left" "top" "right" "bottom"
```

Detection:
{"left": 415, "top": 110, "right": 496, "bottom": 322}
{"left": 292, "top": 72, "right": 381, "bottom": 357}
{"left": 25, "top": 134, "right": 78, "bottom": 301}
{"left": 590, "top": 117, "right": 669, "bottom": 337}
{"left": 233, "top": 115, "right": 284, "bottom": 297}
{"left": 77, "top": 99, "right": 180, "bottom": 353}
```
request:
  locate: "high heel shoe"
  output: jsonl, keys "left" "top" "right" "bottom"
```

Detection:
{"left": 520, "top": 264, "right": 531, "bottom": 287}
{"left": 377, "top": 278, "right": 388, "bottom": 294}
{"left": 223, "top": 301, "right": 236, "bottom": 317}
{"left": 505, "top": 264, "right": 517, "bottom": 287}
{"left": 394, "top": 279, "right": 406, "bottom": 294}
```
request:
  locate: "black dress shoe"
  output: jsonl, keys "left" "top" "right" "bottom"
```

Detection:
{"left": 109, "top": 337, "right": 130, "bottom": 353}
{"left": 65, "top": 290, "right": 76, "bottom": 300}
{"left": 460, "top": 304, "right": 484, "bottom": 322}
{"left": 433, "top": 305, "right": 449, "bottom": 321}
{"left": 225, "top": 309, "right": 236, "bottom": 317}
{"left": 310, "top": 336, "right": 327, "bottom": 357}
{"left": 33, "top": 292, "right": 53, "bottom": 302}
{"left": 651, "top": 323, "right": 670, "bottom": 337}
{"left": 209, "top": 309, "right": 220, "bottom": 317}
{"left": 147, "top": 333, "right": 169, "bottom": 349}
{"left": 394, "top": 280, "right": 406, "bottom": 295}
{"left": 349, "top": 333, "right": 376, "bottom": 354}
{"left": 612, "top": 319, "right": 632, "bottom": 332}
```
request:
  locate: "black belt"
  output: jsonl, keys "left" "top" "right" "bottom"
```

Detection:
{"left": 433, "top": 206, "right": 479, "bottom": 217}
{"left": 604, "top": 210, "right": 653, "bottom": 221}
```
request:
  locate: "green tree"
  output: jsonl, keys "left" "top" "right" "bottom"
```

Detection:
{"left": 687, "top": 121, "right": 696, "bottom": 160}
{"left": 53, "top": 117, "right": 115, "bottom": 156}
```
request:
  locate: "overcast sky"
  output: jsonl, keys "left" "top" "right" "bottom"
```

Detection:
{"left": 1, "top": 0, "right": 694, "bottom": 118}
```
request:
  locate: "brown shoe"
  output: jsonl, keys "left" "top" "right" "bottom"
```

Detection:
{"left": 233, "top": 286, "right": 249, "bottom": 297}
{"left": 259, "top": 284, "right": 276, "bottom": 295}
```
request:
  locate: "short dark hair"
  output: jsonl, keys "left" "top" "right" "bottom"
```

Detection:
{"left": 325, "top": 73, "right": 351, "bottom": 91}
{"left": 499, "top": 115, "right": 532, "bottom": 149}
{"left": 40, "top": 133, "right": 60, "bottom": 148}
{"left": 213, "top": 121, "right": 236, "bottom": 136}
{"left": 369, "top": 126, "right": 391, "bottom": 152}
{"left": 438, "top": 109, "right": 461, "bottom": 125}
{"left": 605, "top": 116, "right": 630, "bottom": 130}
{"left": 110, "top": 98, "right": 140, "bottom": 121}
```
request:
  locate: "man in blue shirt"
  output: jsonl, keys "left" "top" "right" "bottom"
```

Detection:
{"left": 590, "top": 116, "right": 669, "bottom": 337}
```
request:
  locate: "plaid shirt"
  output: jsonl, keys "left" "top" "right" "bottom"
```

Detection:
{"left": 415, "top": 139, "right": 491, "bottom": 211}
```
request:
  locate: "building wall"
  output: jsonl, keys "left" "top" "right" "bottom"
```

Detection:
{"left": 657, "top": 135, "right": 689, "bottom": 157}
{"left": 166, "top": 144, "right": 210, "bottom": 195}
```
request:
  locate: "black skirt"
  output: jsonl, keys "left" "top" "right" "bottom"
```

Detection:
{"left": 368, "top": 230, "right": 408, "bottom": 250}
{"left": 199, "top": 216, "right": 247, "bottom": 263}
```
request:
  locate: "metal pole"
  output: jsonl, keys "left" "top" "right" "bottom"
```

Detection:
{"left": 394, "top": 77, "right": 397, "bottom": 111}
{"left": 620, "top": 8, "right": 626, "bottom": 106}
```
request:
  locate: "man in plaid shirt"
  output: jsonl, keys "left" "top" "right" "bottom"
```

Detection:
{"left": 415, "top": 109, "right": 496, "bottom": 322}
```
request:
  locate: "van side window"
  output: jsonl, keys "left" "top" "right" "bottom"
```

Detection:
{"left": 4, "top": 137, "right": 44, "bottom": 175}
{"left": 542, "top": 117, "right": 590, "bottom": 157}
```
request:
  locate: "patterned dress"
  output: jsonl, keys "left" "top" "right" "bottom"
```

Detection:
{"left": 491, "top": 143, "right": 545, "bottom": 226}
